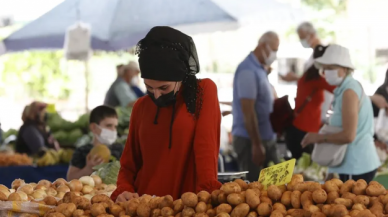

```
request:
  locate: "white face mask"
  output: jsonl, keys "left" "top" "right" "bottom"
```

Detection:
{"left": 300, "top": 35, "right": 311, "bottom": 48}
{"left": 130, "top": 76, "right": 139, "bottom": 86}
{"left": 95, "top": 126, "right": 117, "bottom": 145}
{"left": 262, "top": 44, "right": 277, "bottom": 66}
{"left": 324, "top": 69, "right": 344, "bottom": 85}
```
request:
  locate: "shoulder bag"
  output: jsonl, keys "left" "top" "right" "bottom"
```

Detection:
{"left": 270, "top": 89, "right": 317, "bottom": 135}
{"left": 311, "top": 82, "right": 365, "bottom": 167}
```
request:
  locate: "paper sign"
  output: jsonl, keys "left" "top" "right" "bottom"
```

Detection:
{"left": 258, "top": 158, "right": 296, "bottom": 189}
{"left": 46, "top": 104, "right": 56, "bottom": 113}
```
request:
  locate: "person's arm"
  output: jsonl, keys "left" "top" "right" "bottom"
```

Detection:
{"left": 237, "top": 71, "right": 265, "bottom": 166}
{"left": 114, "top": 82, "right": 138, "bottom": 107}
{"left": 279, "top": 72, "right": 299, "bottom": 82}
{"left": 302, "top": 89, "right": 359, "bottom": 146}
{"left": 111, "top": 101, "right": 142, "bottom": 201}
{"left": 67, "top": 166, "right": 92, "bottom": 181}
{"left": 67, "top": 156, "right": 103, "bottom": 181}
{"left": 193, "top": 80, "right": 222, "bottom": 193}
{"left": 219, "top": 102, "right": 232, "bottom": 106}
{"left": 22, "top": 126, "right": 46, "bottom": 154}
{"left": 67, "top": 146, "right": 103, "bottom": 180}
{"left": 370, "top": 94, "right": 388, "bottom": 109}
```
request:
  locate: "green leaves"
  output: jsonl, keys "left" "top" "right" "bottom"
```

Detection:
{"left": 301, "top": 0, "right": 347, "bottom": 14}
{"left": 0, "top": 51, "right": 71, "bottom": 100}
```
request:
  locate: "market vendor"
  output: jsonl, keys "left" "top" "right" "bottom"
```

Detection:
{"left": 104, "top": 63, "right": 139, "bottom": 108}
{"left": 67, "top": 105, "right": 124, "bottom": 180}
{"left": 112, "top": 26, "right": 222, "bottom": 202}
{"left": 16, "top": 101, "right": 60, "bottom": 155}
{"left": 127, "top": 61, "right": 145, "bottom": 98}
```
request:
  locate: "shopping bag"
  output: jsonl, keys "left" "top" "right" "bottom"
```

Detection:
{"left": 375, "top": 109, "right": 388, "bottom": 142}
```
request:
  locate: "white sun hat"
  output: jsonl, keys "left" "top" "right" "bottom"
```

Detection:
{"left": 314, "top": 44, "right": 355, "bottom": 70}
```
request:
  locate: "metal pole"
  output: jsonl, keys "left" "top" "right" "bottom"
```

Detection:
{"left": 84, "top": 60, "right": 89, "bottom": 113}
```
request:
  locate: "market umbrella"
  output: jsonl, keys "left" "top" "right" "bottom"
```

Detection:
{"left": 0, "top": 0, "right": 240, "bottom": 53}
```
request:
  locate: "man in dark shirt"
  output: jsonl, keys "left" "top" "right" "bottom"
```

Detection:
{"left": 67, "top": 105, "right": 124, "bottom": 180}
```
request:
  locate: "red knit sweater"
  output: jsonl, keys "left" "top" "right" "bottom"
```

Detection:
{"left": 293, "top": 74, "right": 336, "bottom": 133}
{"left": 111, "top": 79, "right": 222, "bottom": 201}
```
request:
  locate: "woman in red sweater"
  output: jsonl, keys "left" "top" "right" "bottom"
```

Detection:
{"left": 282, "top": 44, "right": 336, "bottom": 159}
{"left": 112, "top": 26, "right": 222, "bottom": 202}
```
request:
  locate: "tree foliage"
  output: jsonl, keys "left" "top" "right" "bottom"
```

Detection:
{"left": 301, "top": 0, "right": 348, "bottom": 14}
{"left": 0, "top": 51, "right": 71, "bottom": 100}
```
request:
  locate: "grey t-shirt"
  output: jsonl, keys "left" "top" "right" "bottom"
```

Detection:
{"left": 104, "top": 78, "right": 137, "bottom": 107}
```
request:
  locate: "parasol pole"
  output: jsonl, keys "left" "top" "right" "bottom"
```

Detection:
{"left": 84, "top": 60, "right": 89, "bottom": 113}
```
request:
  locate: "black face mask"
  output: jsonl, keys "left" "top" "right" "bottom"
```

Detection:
{"left": 148, "top": 90, "right": 177, "bottom": 107}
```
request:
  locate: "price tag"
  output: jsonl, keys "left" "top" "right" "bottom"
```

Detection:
{"left": 258, "top": 158, "right": 296, "bottom": 189}
{"left": 46, "top": 104, "right": 56, "bottom": 113}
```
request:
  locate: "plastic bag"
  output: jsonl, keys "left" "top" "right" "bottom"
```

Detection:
{"left": 375, "top": 109, "right": 388, "bottom": 142}
{"left": 0, "top": 201, "right": 54, "bottom": 217}
{"left": 64, "top": 22, "right": 92, "bottom": 61}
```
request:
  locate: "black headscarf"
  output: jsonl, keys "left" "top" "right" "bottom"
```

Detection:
{"left": 304, "top": 44, "right": 328, "bottom": 81}
{"left": 136, "top": 26, "right": 203, "bottom": 149}
{"left": 136, "top": 26, "right": 203, "bottom": 118}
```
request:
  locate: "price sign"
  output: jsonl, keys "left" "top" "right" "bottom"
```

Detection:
{"left": 46, "top": 104, "right": 56, "bottom": 113}
{"left": 258, "top": 158, "right": 296, "bottom": 189}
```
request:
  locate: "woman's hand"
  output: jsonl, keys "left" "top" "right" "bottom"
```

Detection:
{"left": 371, "top": 94, "right": 388, "bottom": 109}
{"left": 301, "top": 133, "right": 322, "bottom": 148}
{"left": 252, "top": 144, "right": 266, "bottom": 166}
{"left": 116, "top": 191, "right": 139, "bottom": 202}
{"left": 280, "top": 72, "right": 299, "bottom": 82}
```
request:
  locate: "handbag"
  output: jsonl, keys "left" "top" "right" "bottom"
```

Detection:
{"left": 311, "top": 82, "right": 365, "bottom": 167}
{"left": 311, "top": 125, "right": 346, "bottom": 167}
{"left": 270, "top": 89, "right": 317, "bottom": 135}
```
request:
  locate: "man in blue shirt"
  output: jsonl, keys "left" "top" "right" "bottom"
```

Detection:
{"left": 232, "top": 31, "right": 280, "bottom": 181}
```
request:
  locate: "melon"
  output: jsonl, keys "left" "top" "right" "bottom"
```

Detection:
{"left": 89, "top": 145, "right": 111, "bottom": 163}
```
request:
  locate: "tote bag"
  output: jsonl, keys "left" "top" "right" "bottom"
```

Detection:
{"left": 312, "top": 83, "right": 364, "bottom": 167}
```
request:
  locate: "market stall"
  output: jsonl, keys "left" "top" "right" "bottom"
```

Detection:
{"left": 0, "top": 173, "right": 387, "bottom": 217}
{"left": 0, "top": 165, "right": 68, "bottom": 188}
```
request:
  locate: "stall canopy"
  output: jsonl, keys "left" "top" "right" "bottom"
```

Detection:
{"left": 0, "top": 0, "right": 306, "bottom": 54}
{"left": 0, "top": 0, "right": 241, "bottom": 53}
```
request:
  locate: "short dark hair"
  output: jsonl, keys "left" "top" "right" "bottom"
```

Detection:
{"left": 89, "top": 105, "right": 118, "bottom": 124}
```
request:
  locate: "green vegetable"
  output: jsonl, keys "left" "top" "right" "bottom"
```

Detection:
{"left": 93, "top": 160, "right": 120, "bottom": 184}
{"left": 297, "top": 153, "right": 311, "bottom": 169}
{"left": 3, "top": 129, "right": 18, "bottom": 138}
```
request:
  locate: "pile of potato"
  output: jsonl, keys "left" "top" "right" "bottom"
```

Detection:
{"left": 44, "top": 192, "right": 127, "bottom": 217}
{"left": 117, "top": 175, "right": 387, "bottom": 217}
{"left": 4, "top": 174, "right": 388, "bottom": 217}
{"left": 0, "top": 175, "right": 116, "bottom": 203}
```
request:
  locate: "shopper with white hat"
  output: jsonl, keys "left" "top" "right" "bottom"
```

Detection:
{"left": 301, "top": 44, "right": 380, "bottom": 183}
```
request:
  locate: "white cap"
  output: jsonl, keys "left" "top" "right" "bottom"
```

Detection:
{"left": 315, "top": 44, "right": 354, "bottom": 70}
{"left": 127, "top": 61, "right": 140, "bottom": 71}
